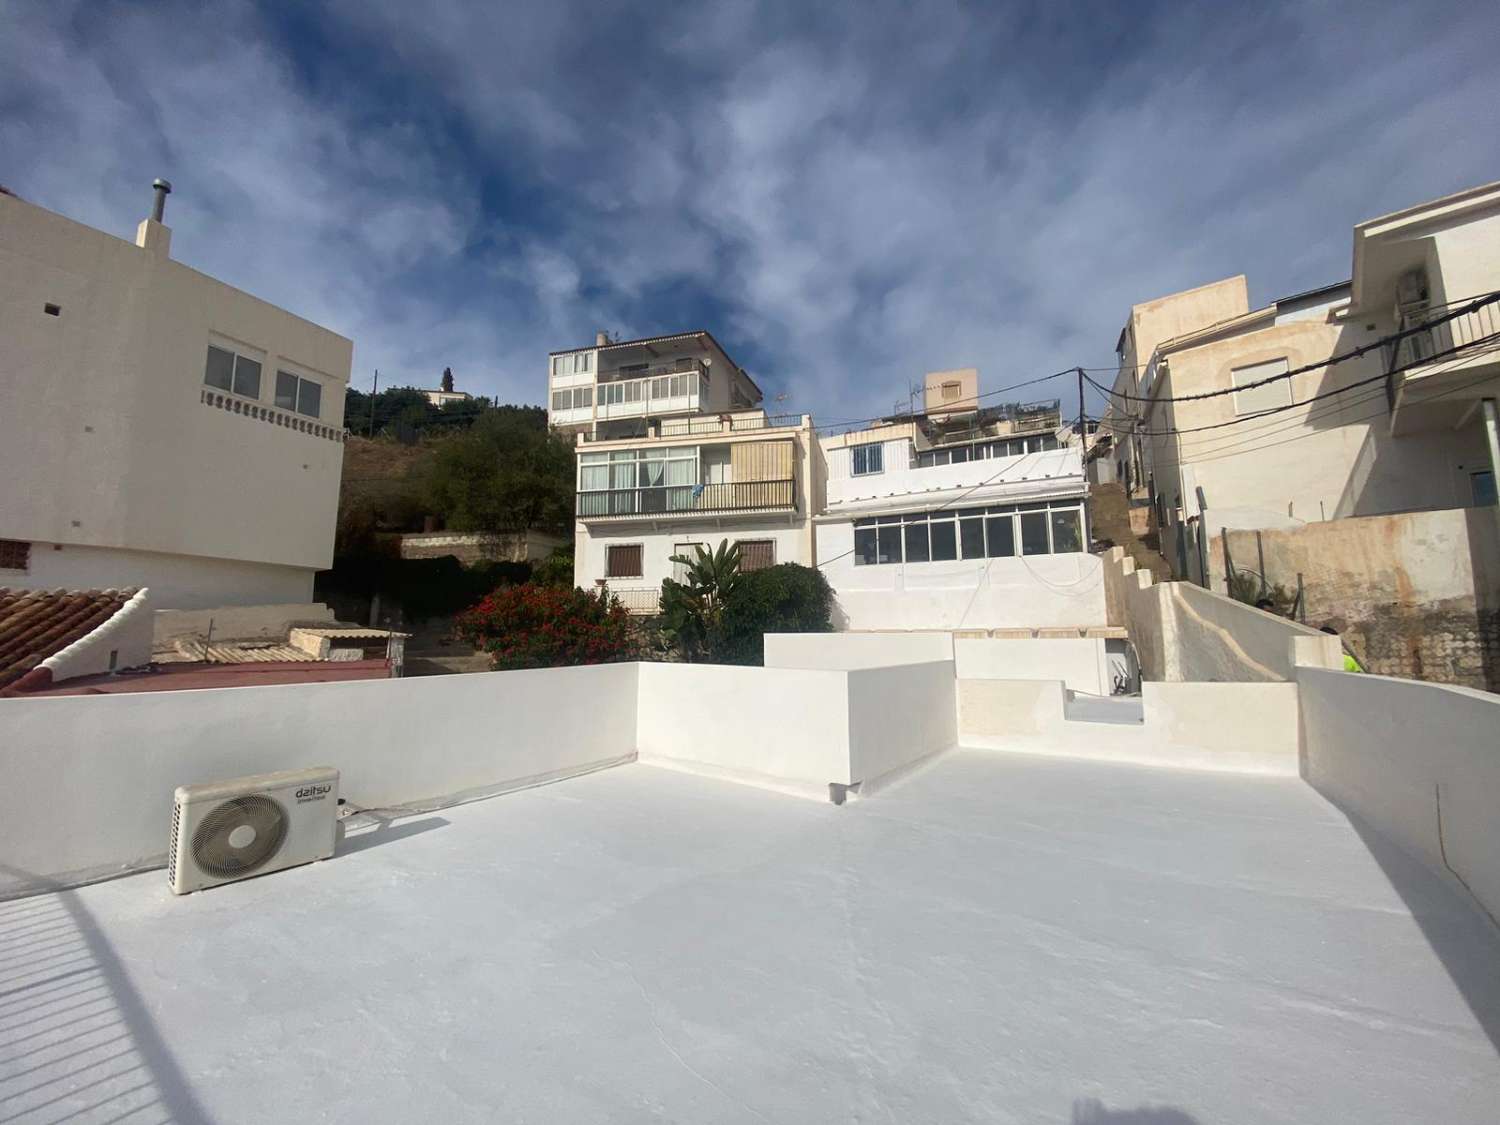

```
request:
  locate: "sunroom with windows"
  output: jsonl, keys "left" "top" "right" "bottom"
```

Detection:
{"left": 852, "top": 498, "right": 1086, "bottom": 566}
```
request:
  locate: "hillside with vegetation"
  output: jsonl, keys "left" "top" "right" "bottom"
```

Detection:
{"left": 324, "top": 386, "right": 576, "bottom": 627}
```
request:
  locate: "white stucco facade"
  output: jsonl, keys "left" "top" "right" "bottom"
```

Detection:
{"left": 816, "top": 438, "right": 1105, "bottom": 631}
{"left": 547, "top": 330, "right": 764, "bottom": 437}
{"left": 573, "top": 413, "right": 825, "bottom": 611}
{"left": 1110, "top": 181, "right": 1500, "bottom": 539}
{"left": 0, "top": 191, "right": 352, "bottom": 609}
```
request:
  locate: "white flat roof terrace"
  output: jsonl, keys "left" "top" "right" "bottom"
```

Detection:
{"left": 4, "top": 750, "right": 1498, "bottom": 1124}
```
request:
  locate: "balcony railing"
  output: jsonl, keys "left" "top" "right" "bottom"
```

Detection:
{"left": 598, "top": 356, "right": 709, "bottom": 384}
{"left": 577, "top": 479, "right": 796, "bottom": 518}
{"left": 658, "top": 413, "right": 803, "bottom": 437}
{"left": 579, "top": 413, "right": 804, "bottom": 442}
{"left": 1386, "top": 297, "right": 1500, "bottom": 409}
{"left": 598, "top": 586, "right": 662, "bottom": 615}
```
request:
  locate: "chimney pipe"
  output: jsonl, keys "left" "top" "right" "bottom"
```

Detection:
{"left": 596, "top": 331, "right": 609, "bottom": 347}
{"left": 151, "top": 178, "right": 172, "bottom": 223}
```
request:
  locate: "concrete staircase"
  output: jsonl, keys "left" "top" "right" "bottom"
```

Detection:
{"left": 1090, "top": 482, "right": 1173, "bottom": 583}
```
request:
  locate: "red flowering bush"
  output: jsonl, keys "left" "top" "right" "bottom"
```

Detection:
{"left": 454, "top": 584, "right": 637, "bottom": 670}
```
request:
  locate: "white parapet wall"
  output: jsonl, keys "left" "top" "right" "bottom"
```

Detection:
{"left": 763, "top": 631, "right": 955, "bottom": 670}
{"left": 1298, "top": 667, "right": 1500, "bottom": 924}
{"left": 953, "top": 637, "right": 1109, "bottom": 696}
{"left": 2, "top": 657, "right": 964, "bottom": 893}
{"left": 636, "top": 662, "right": 855, "bottom": 792}
{"left": 0, "top": 662, "right": 640, "bottom": 895}
{"left": 958, "top": 678, "right": 1301, "bottom": 775}
{"left": 636, "top": 660, "right": 958, "bottom": 798}
{"left": 764, "top": 631, "right": 1112, "bottom": 695}
{"left": 846, "top": 661, "right": 957, "bottom": 789}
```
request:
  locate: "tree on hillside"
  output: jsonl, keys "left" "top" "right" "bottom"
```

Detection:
{"left": 344, "top": 386, "right": 434, "bottom": 436}
{"left": 423, "top": 407, "right": 574, "bottom": 533}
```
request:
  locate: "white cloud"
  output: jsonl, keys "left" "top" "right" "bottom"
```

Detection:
{"left": 4, "top": 0, "right": 1498, "bottom": 421}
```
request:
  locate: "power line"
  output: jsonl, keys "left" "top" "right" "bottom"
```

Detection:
{"left": 1114, "top": 345, "right": 1500, "bottom": 473}
{"left": 1089, "top": 328, "right": 1500, "bottom": 440}
{"left": 814, "top": 369, "right": 1075, "bottom": 434}
{"left": 1080, "top": 288, "right": 1500, "bottom": 382}
{"left": 1085, "top": 290, "right": 1500, "bottom": 407}
{"left": 815, "top": 448, "right": 1059, "bottom": 570}
{"left": 1158, "top": 349, "right": 1500, "bottom": 469}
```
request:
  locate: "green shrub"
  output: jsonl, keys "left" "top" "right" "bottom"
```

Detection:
{"left": 454, "top": 585, "right": 637, "bottom": 670}
{"left": 531, "top": 546, "right": 576, "bottom": 587}
{"left": 659, "top": 539, "right": 833, "bottom": 664}
{"left": 718, "top": 563, "right": 834, "bottom": 665}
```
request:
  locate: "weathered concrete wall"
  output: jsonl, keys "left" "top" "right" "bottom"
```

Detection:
{"left": 1211, "top": 508, "right": 1500, "bottom": 691}
{"left": 393, "top": 530, "right": 567, "bottom": 564}
{"left": 1101, "top": 547, "right": 1340, "bottom": 682}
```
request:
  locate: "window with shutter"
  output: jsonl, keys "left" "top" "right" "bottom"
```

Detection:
{"left": 606, "top": 544, "right": 643, "bottom": 578}
{"left": 736, "top": 540, "right": 775, "bottom": 572}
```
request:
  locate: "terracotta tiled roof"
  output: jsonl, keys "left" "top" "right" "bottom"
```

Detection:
{"left": 0, "top": 588, "right": 135, "bottom": 690}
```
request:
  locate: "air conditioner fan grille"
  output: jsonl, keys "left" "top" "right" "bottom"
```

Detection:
{"left": 191, "top": 795, "right": 288, "bottom": 879}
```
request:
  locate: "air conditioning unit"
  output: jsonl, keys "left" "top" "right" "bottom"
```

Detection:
{"left": 169, "top": 767, "right": 339, "bottom": 895}
{"left": 1395, "top": 268, "right": 1430, "bottom": 317}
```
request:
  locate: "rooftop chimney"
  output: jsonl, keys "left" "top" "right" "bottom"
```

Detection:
{"left": 151, "top": 178, "right": 172, "bottom": 222}
{"left": 596, "top": 331, "right": 609, "bottom": 347}
{"left": 135, "top": 177, "right": 173, "bottom": 258}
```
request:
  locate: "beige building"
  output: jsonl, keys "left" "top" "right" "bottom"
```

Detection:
{"left": 573, "top": 411, "right": 825, "bottom": 612}
{"left": 1103, "top": 180, "right": 1500, "bottom": 539}
{"left": 1099, "top": 182, "right": 1500, "bottom": 689}
{"left": 0, "top": 182, "right": 353, "bottom": 608}
{"left": 547, "top": 330, "right": 763, "bottom": 439}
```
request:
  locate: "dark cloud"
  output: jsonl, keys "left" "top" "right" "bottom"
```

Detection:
{"left": 3, "top": 0, "right": 1496, "bottom": 419}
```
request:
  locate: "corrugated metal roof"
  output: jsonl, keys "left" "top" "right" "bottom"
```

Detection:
{"left": 292, "top": 627, "right": 410, "bottom": 639}
{"left": 203, "top": 644, "right": 317, "bottom": 664}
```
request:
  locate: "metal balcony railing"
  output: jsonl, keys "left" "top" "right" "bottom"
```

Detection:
{"left": 657, "top": 413, "right": 804, "bottom": 437}
{"left": 598, "top": 356, "right": 708, "bottom": 383}
{"left": 579, "top": 413, "right": 804, "bottom": 442}
{"left": 599, "top": 586, "right": 662, "bottom": 615}
{"left": 1386, "top": 297, "right": 1500, "bottom": 409}
{"left": 577, "top": 479, "right": 796, "bottom": 518}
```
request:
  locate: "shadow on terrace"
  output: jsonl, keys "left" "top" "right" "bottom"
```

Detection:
{"left": 0, "top": 864, "right": 213, "bottom": 1125}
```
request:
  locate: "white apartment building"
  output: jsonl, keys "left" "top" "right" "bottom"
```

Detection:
{"left": 547, "top": 330, "right": 763, "bottom": 439}
{"left": 0, "top": 182, "right": 353, "bottom": 608}
{"left": 1105, "top": 180, "right": 1500, "bottom": 537}
{"left": 551, "top": 327, "right": 817, "bottom": 612}
{"left": 816, "top": 372, "right": 1105, "bottom": 632}
{"left": 573, "top": 410, "right": 824, "bottom": 611}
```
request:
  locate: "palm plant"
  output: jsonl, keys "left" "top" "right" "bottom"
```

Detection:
{"left": 659, "top": 540, "right": 742, "bottom": 661}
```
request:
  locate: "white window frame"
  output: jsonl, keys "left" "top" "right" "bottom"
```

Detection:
{"left": 1231, "top": 357, "right": 1292, "bottom": 416}
{"left": 275, "top": 369, "right": 323, "bottom": 419}
{"left": 605, "top": 542, "right": 645, "bottom": 579}
{"left": 851, "top": 498, "right": 1086, "bottom": 566}
{"left": 851, "top": 442, "right": 884, "bottom": 476}
{"left": 204, "top": 343, "right": 263, "bottom": 401}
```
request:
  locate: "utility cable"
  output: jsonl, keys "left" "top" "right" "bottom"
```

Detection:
{"left": 1084, "top": 290, "right": 1500, "bottom": 408}
{"left": 1086, "top": 328, "right": 1500, "bottom": 440}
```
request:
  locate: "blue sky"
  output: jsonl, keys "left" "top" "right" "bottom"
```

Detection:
{"left": 3, "top": 0, "right": 1497, "bottom": 422}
